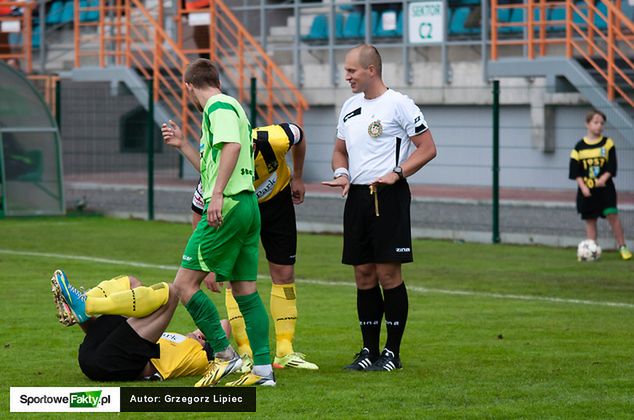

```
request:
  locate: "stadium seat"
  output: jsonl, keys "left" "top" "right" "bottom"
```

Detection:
{"left": 45, "top": 0, "right": 63, "bottom": 26}
{"left": 303, "top": 14, "right": 328, "bottom": 40}
{"left": 342, "top": 11, "right": 362, "bottom": 38}
{"left": 358, "top": 11, "right": 378, "bottom": 38}
{"left": 32, "top": 25, "right": 40, "bottom": 49}
{"left": 497, "top": 7, "right": 513, "bottom": 33}
{"left": 60, "top": 1, "right": 74, "bottom": 25}
{"left": 507, "top": 7, "right": 524, "bottom": 32}
{"left": 374, "top": 10, "right": 400, "bottom": 38}
{"left": 303, "top": 14, "right": 343, "bottom": 41}
{"left": 548, "top": 6, "right": 566, "bottom": 31}
{"left": 593, "top": 2, "right": 607, "bottom": 30}
{"left": 449, "top": 7, "right": 472, "bottom": 35}
{"left": 80, "top": 0, "right": 99, "bottom": 22}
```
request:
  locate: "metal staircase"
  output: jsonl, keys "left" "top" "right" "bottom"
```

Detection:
{"left": 488, "top": 0, "right": 634, "bottom": 142}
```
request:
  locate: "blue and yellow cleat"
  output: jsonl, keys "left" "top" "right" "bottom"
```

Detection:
{"left": 51, "top": 269, "right": 89, "bottom": 325}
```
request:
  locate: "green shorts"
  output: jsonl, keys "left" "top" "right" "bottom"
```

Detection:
{"left": 181, "top": 191, "right": 260, "bottom": 282}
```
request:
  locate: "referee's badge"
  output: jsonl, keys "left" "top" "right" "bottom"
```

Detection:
{"left": 368, "top": 120, "right": 383, "bottom": 138}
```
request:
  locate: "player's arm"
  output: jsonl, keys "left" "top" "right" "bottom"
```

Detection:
{"left": 207, "top": 142, "right": 241, "bottom": 228}
{"left": 321, "top": 138, "right": 350, "bottom": 196}
{"left": 373, "top": 130, "right": 437, "bottom": 186}
{"left": 291, "top": 136, "right": 306, "bottom": 204}
{"left": 161, "top": 120, "right": 201, "bottom": 172}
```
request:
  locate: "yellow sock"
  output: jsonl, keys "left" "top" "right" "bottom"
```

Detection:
{"left": 271, "top": 283, "right": 297, "bottom": 358}
{"left": 86, "top": 282, "right": 169, "bottom": 317}
{"left": 85, "top": 275, "right": 131, "bottom": 298}
{"left": 225, "top": 288, "right": 252, "bottom": 358}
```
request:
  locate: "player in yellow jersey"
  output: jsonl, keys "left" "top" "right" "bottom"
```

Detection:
{"left": 162, "top": 121, "right": 318, "bottom": 371}
{"left": 51, "top": 269, "right": 232, "bottom": 381}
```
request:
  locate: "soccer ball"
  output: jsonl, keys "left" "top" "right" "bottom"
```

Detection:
{"left": 577, "top": 239, "right": 602, "bottom": 261}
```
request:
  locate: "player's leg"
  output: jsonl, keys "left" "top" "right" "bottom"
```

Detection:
{"left": 342, "top": 185, "right": 382, "bottom": 370}
{"left": 585, "top": 218, "right": 598, "bottom": 241}
{"left": 366, "top": 262, "right": 406, "bottom": 371}
{"left": 225, "top": 286, "right": 253, "bottom": 369}
{"left": 605, "top": 213, "right": 631, "bottom": 260}
{"left": 127, "top": 283, "right": 179, "bottom": 343}
{"left": 343, "top": 263, "right": 383, "bottom": 370}
{"left": 225, "top": 193, "right": 275, "bottom": 386}
{"left": 366, "top": 180, "right": 412, "bottom": 371}
{"left": 85, "top": 275, "right": 140, "bottom": 299}
{"left": 86, "top": 282, "right": 170, "bottom": 318}
{"left": 260, "top": 188, "right": 318, "bottom": 369}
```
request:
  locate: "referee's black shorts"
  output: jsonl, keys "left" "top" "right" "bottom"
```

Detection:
{"left": 78, "top": 315, "right": 160, "bottom": 381}
{"left": 343, "top": 180, "right": 413, "bottom": 265}
{"left": 259, "top": 185, "right": 297, "bottom": 265}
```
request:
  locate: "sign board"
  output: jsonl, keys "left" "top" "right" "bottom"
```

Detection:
{"left": 1, "top": 21, "right": 21, "bottom": 33}
{"left": 408, "top": 1, "right": 445, "bottom": 44}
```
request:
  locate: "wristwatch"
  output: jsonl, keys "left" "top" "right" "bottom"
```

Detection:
{"left": 393, "top": 166, "right": 405, "bottom": 180}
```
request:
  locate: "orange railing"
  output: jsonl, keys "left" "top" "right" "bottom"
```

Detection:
{"left": 73, "top": 0, "right": 307, "bottom": 145}
{"left": 175, "top": 0, "right": 308, "bottom": 126}
{"left": 27, "top": 74, "right": 60, "bottom": 118}
{"left": 491, "top": 0, "right": 634, "bottom": 109}
{"left": 0, "top": 1, "right": 34, "bottom": 73}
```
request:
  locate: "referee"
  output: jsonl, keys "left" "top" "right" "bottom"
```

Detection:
{"left": 323, "top": 45, "right": 437, "bottom": 371}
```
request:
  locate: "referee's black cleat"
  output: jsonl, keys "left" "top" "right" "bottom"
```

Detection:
{"left": 366, "top": 349, "right": 402, "bottom": 371}
{"left": 344, "top": 347, "right": 378, "bottom": 371}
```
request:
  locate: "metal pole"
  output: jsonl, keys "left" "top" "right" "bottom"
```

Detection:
{"left": 147, "top": 78, "right": 154, "bottom": 221}
{"left": 250, "top": 77, "right": 257, "bottom": 127}
{"left": 39, "top": 0, "right": 46, "bottom": 73}
{"left": 55, "top": 78, "right": 61, "bottom": 129}
{"left": 492, "top": 80, "right": 500, "bottom": 243}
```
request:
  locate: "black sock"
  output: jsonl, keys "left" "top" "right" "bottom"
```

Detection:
{"left": 383, "top": 282, "right": 408, "bottom": 358}
{"left": 357, "top": 286, "right": 384, "bottom": 356}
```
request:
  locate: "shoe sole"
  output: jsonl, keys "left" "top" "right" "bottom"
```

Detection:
{"left": 226, "top": 375, "right": 276, "bottom": 387}
{"left": 273, "top": 361, "right": 319, "bottom": 370}
{"left": 51, "top": 277, "right": 77, "bottom": 326}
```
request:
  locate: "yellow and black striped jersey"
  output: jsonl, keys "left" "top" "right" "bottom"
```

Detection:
{"left": 252, "top": 123, "right": 303, "bottom": 203}
{"left": 569, "top": 136, "right": 617, "bottom": 189}
{"left": 150, "top": 332, "right": 209, "bottom": 380}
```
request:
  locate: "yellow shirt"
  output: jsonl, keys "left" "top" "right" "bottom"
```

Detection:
{"left": 252, "top": 123, "right": 303, "bottom": 203}
{"left": 150, "top": 332, "right": 209, "bottom": 380}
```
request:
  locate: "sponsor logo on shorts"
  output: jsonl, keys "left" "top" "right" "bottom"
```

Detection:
{"left": 182, "top": 255, "right": 193, "bottom": 262}
{"left": 395, "top": 247, "right": 411, "bottom": 253}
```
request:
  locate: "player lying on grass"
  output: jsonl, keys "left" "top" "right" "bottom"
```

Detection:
{"left": 51, "top": 270, "right": 236, "bottom": 383}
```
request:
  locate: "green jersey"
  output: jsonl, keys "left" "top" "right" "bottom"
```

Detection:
{"left": 200, "top": 94, "right": 255, "bottom": 201}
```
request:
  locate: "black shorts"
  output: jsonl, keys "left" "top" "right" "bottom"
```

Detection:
{"left": 259, "top": 185, "right": 297, "bottom": 265}
{"left": 78, "top": 315, "right": 160, "bottom": 381}
{"left": 577, "top": 182, "right": 618, "bottom": 220}
{"left": 191, "top": 179, "right": 204, "bottom": 215}
{"left": 343, "top": 180, "right": 413, "bottom": 265}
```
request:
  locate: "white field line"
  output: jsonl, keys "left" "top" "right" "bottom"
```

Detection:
{"left": 1, "top": 249, "right": 633, "bottom": 309}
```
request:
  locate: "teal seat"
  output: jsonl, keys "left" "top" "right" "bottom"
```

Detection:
{"left": 45, "top": 0, "right": 63, "bottom": 25}
{"left": 60, "top": 1, "right": 74, "bottom": 25}
{"left": 342, "top": 11, "right": 362, "bottom": 38}
{"left": 303, "top": 14, "right": 328, "bottom": 40}
{"left": 359, "top": 11, "right": 378, "bottom": 38}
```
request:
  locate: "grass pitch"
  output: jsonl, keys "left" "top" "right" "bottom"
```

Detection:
{"left": 0, "top": 217, "right": 633, "bottom": 418}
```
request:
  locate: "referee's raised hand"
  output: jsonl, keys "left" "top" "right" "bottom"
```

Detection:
{"left": 322, "top": 175, "right": 350, "bottom": 197}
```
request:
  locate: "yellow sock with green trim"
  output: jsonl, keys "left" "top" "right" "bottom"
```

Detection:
{"left": 225, "top": 288, "right": 252, "bottom": 357}
{"left": 270, "top": 283, "right": 297, "bottom": 358}
{"left": 86, "top": 275, "right": 131, "bottom": 298}
{"left": 86, "top": 282, "right": 169, "bottom": 317}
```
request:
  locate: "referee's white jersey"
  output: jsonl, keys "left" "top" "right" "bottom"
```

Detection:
{"left": 336, "top": 89, "right": 428, "bottom": 185}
